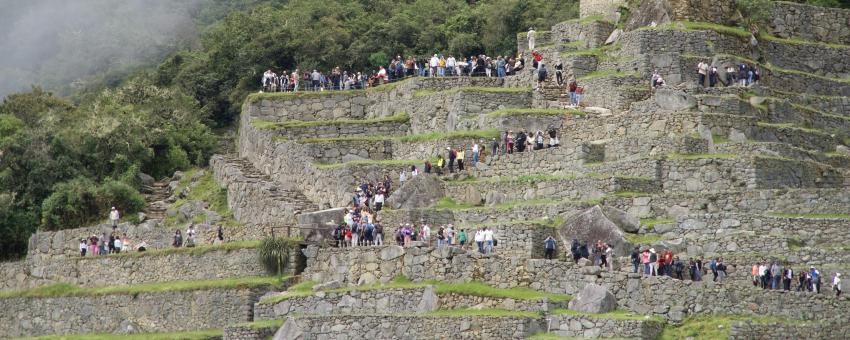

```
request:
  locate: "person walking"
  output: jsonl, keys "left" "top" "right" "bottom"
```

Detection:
{"left": 544, "top": 236, "right": 557, "bottom": 260}
{"left": 697, "top": 61, "right": 708, "bottom": 87}
{"left": 109, "top": 207, "right": 120, "bottom": 230}
{"left": 457, "top": 148, "right": 465, "bottom": 171}
{"left": 172, "top": 230, "right": 183, "bottom": 247}
{"left": 447, "top": 147, "right": 457, "bottom": 173}
{"left": 483, "top": 227, "right": 494, "bottom": 254}
{"left": 630, "top": 247, "right": 640, "bottom": 273}
{"left": 833, "top": 273, "right": 842, "bottom": 297}
{"left": 475, "top": 228, "right": 484, "bottom": 253}
{"left": 527, "top": 27, "right": 536, "bottom": 51}
{"left": 471, "top": 142, "right": 479, "bottom": 167}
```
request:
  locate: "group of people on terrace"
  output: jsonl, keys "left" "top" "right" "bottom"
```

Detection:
{"left": 79, "top": 232, "right": 131, "bottom": 256}
{"left": 629, "top": 247, "right": 728, "bottom": 282}
{"left": 751, "top": 262, "right": 842, "bottom": 297}
{"left": 260, "top": 52, "right": 529, "bottom": 93}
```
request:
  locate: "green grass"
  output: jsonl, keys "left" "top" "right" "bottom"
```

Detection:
{"left": 397, "top": 129, "right": 499, "bottom": 143}
{"left": 425, "top": 308, "right": 541, "bottom": 318}
{"left": 434, "top": 197, "right": 478, "bottom": 209}
{"left": 246, "top": 78, "right": 412, "bottom": 103}
{"left": 528, "top": 334, "right": 635, "bottom": 340}
{"left": 553, "top": 308, "right": 663, "bottom": 322}
{"left": 756, "top": 122, "right": 826, "bottom": 135}
{"left": 299, "top": 135, "right": 391, "bottom": 143}
{"left": 261, "top": 277, "right": 571, "bottom": 305}
{"left": 612, "top": 191, "right": 652, "bottom": 198}
{"left": 667, "top": 153, "right": 737, "bottom": 160}
{"left": 74, "top": 240, "right": 261, "bottom": 260}
{"left": 313, "top": 158, "right": 426, "bottom": 170}
{"left": 767, "top": 213, "right": 850, "bottom": 219}
{"left": 577, "top": 69, "right": 638, "bottom": 81}
{"left": 712, "top": 134, "right": 731, "bottom": 144}
{"left": 485, "top": 108, "right": 585, "bottom": 118}
{"left": 563, "top": 15, "right": 614, "bottom": 25}
{"left": 708, "top": 53, "right": 850, "bottom": 85}
{"left": 659, "top": 314, "right": 800, "bottom": 340}
{"left": 640, "top": 218, "right": 675, "bottom": 227}
{"left": 413, "top": 87, "right": 530, "bottom": 98}
{"left": 0, "top": 276, "right": 288, "bottom": 299}
{"left": 235, "top": 319, "right": 285, "bottom": 330}
{"left": 18, "top": 329, "right": 223, "bottom": 340}
{"left": 166, "top": 168, "right": 239, "bottom": 228}
{"left": 251, "top": 112, "right": 409, "bottom": 130}
{"left": 444, "top": 173, "right": 578, "bottom": 186}
{"left": 625, "top": 233, "right": 670, "bottom": 246}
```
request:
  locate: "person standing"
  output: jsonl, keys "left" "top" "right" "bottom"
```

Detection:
{"left": 527, "top": 27, "right": 536, "bottom": 51}
{"left": 535, "top": 62, "right": 547, "bottom": 91}
{"left": 783, "top": 265, "right": 793, "bottom": 291}
{"left": 113, "top": 236, "right": 122, "bottom": 254}
{"left": 217, "top": 225, "right": 224, "bottom": 243}
{"left": 109, "top": 207, "right": 120, "bottom": 230}
{"left": 474, "top": 228, "right": 484, "bottom": 253}
{"left": 447, "top": 147, "right": 457, "bottom": 173}
{"left": 483, "top": 227, "right": 494, "bottom": 254}
{"left": 649, "top": 248, "right": 658, "bottom": 276}
{"left": 697, "top": 61, "right": 708, "bottom": 87}
{"left": 458, "top": 229, "right": 467, "bottom": 249}
{"left": 79, "top": 239, "right": 87, "bottom": 256}
{"left": 374, "top": 189, "right": 385, "bottom": 212}
{"left": 186, "top": 224, "right": 197, "bottom": 247}
{"left": 575, "top": 85, "right": 584, "bottom": 107}
{"left": 568, "top": 78, "right": 578, "bottom": 107}
{"left": 555, "top": 62, "right": 563, "bottom": 86}
{"left": 543, "top": 236, "right": 556, "bottom": 260}
{"left": 471, "top": 142, "right": 479, "bottom": 167}
{"left": 833, "top": 273, "right": 842, "bottom": 297}
{"left": 457, "top": 148, "right": 465, "bottom": 171}
{"left": 716, "top": 259, "right": 727, "bottom": 283}
{"left": 630, "top": 247, "right": 640, "bottom": 273}
{"left": 172, "top": 230, "right": 183, "bottom": 247}
{"left": 429, "top": 54, "right": 439, "bottom": 77}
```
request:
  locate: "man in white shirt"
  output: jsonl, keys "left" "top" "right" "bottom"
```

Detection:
{"left": 474, "top": 228, "right": 484, "bottom": 253}
{"left": 421, "top": 223, "right": 431, "bottom": 246}
{"left": 446, "top": 55, "right": 457, "bottom": 76}
{"left": 429, "top": 54, "right": 440, "bottom": 77}
{"left": 109, "top": 207, "right": 120, "bottom": 230}
{"left": 483, "top": 227, "right": 494, "bottom": 254}
{"left": 374, "top": 190, "right": 385, "bottom": 212}
{"left": 527, "top": 27, "right": 536, "bottom": 50}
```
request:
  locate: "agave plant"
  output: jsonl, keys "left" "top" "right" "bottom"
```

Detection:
{"left": 258, "top": 237, "right": 290, "bottom": 275}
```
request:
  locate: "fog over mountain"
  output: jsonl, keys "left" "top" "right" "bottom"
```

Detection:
{"left": 0, "top": 0, "right": 205, "bottom": 99}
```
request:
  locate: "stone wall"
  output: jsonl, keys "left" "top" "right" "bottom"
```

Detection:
{"left": 579, "top": 74, "right": 649, "bottom": 111}
{"left": 445, "top": 176, "right": 658, "bottom": 205}
{"left": 408, "top": 89, "right": 533, "bottom": 133}
{"left": 0, "top": 287, "right": 269, "bottom": 338}
{"left": 265, "top": 315, "right": 545, "bottom": 340}
{"left": 272, "top": 121, "right": 410, "bottom": 140}
{"left": 470, "top": 144, "right": 584, "bottom": 178}
{"left": 580, "top": 0, "right": 625, "bottom": 22}
{"left": 548, "top": 314, "right": 665, "bottom": 339}
{"left": 770, "top": 1, "right": 850, "bottom": 46}
{"left": 301, "top": 139, "right": 393, "bottom": 164}
{"left": 729, "top": 320, "right": 850, "bottom": 340}
{"left": 0, "top": 248, "right": 264, "bottom": 292}
{"left": 300, "top": 245, "right": 850, "bottom": 322}
{"left": 254, "top": 287, "right": 563, "bottom": 321}
{"left": 551, "top": 20, "right": 616, "bottom": 49}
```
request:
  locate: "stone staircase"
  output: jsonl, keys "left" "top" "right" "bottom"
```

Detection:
{"left": 142, "top": 180, "right": 169, "bottom": 221}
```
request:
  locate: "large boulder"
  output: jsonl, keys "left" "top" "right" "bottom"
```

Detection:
{"left": 297, "top": 207, "right": 346, "bottom": 243}
{"left": 385, "top": 174, "right": 446, "bottom": 209}
{"left": 654, "top": 89, "right": 696, "bottom": 111}
{"left": 567, "top": 283, "right": 617, "bottom": 314}
{"left": 274, "top": 317, "right": 304, "bottom": 340}
{"left": 601, "top": 206, "right": 640, "bottom": 233}
{"left": 557, "top": 205, "right": 632, "bottom": 255}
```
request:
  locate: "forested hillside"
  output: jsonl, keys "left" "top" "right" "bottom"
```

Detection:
{"left": 0, "top": 0, "right": 579, "bottom": 260}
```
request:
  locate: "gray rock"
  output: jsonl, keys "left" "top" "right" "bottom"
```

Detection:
{"left": 190, "top": 170, "right": 206, "bottom": 182}
{"left": 274, "top": 317, "right": 304, "bottom": 340}
{"left": 557, "top": 205, "right": 632, "bottom": 256}
{"left": 601, "top": 206, "right": 640, "bottom": 233}
{"left": 313, "top": 280, "right": 342, "bottom": 291}
{"left": 417, "top": 285, "right": 439, "bottom": 312}
{"left": 605, "top": 28, "right": 623, "bottom": 45}
{"left": 729, "top": 128, "right": 747, "bottom": 143}
{"left": 484, "top": 191, "right": 509, "bottom": 206}
{"left": 172, "top": 171, "right": 184, "bottom": 181}
{"left": 836, "top": 145, "right": 850, "bottom": 156}
{"left": 655, "top": 89, "right": 696, "bottom": 111}
{"left": 379, "top": 246, "right": 405, "bottom": 261}
{"left": 568, "top": 283, "right": 617, "bottom": 313}
{"left": 297, "top": 207, "right": 346, "bottom": 243}
{"left": 167, "top": 181, "right": 180, "bottom": 194}
{"left": 577, "top": 258, "right": 592, "bottom": 267}
{"left": 357, "top": 272, "right": 377, "bottom": 286}
{"left": 137, "top": 212, "right": 147, "bottom": 222}
{"left": 113, "top": 320, "right": 142, "bottom": 334}
{"left": 385, "top": 174, "right": 446, "bottom": 209}
{"left": 137, "top": 173, "right": 155, "bottom": 187}
{"left": 457, "top": 186, "right": 482, "bottom": 206}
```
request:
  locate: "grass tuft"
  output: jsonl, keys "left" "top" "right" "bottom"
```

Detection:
{"left": 166, "top": 168, "right": 239, "bottom": 228}
{"left": 553, "top": 308, "right": 663, "bottom": 322}
{"left": 485, "top": 108, "right": 585, "bottom": 118}
{"left": 667, "top": 153, "right": 737, "bottom": 160}
{"left": 252, "top": 112, "right": 409, "bottom": 130}
{"left": 425, "top": 308, "right": 541, "bottom": 318}
{"left": 413, "top": 87, "right": 530, "bottom": 98}
{"left": 767, "top": 213, "right": 850, "bottom": 219}
{"left": 18, "top": 329, "right": 223, "bottom": 340}
{"left": 0, "top": 276, "right": 288, "bottom": 299}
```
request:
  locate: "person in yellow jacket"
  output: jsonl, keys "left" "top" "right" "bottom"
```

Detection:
{"left": 457, "top": 148, "right": 465, "bottom": 171}
{"left": 435, "top": 155, "right": 444, "bottom": 175}
{"left": 438, "top": 56, "right": 447, "bottom": 76}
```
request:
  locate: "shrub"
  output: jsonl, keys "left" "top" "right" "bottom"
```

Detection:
{"left": 258, "top": 237, "right": 292, "bottom": 275}
{"left": 40, "top": 178, "right": 145, "bottom": 231}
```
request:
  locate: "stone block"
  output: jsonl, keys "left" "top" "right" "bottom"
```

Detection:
{"left": 568, "top": 283, "right": 617, "bottom": 314}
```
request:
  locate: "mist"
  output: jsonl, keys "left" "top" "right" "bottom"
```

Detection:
{"left": 0, "top": 0, "right": 206, "bottom": 99}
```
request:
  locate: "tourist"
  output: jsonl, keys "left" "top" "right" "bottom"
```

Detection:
{"left": 697, "top": 61, "right": 708, "bottom": 87}
{"left": 109, "top": 206, "right": 120, "bottom": 230}
{"left": 571, "top": 239, "right": 581, "bottom": 263}
{"left": 649, "top": 248, "right": 658, "bottom": 276}
{"left": 79, "top": 239, "right": 87, "bottom": 256}
{"left": 797, "top": 270, "right": 807, "bottom": 291}
{"left": 534, "top": 131, "right": 544, "bottom": 150}
{"left": 113, "top": 235, "right": 122, "bottom": 254}
{"left": 344, "top": 225, "right": 352, "bottom": 247}
{"left": 662, "top": 250, "right": 674, "bottom": 276}
{"left": 531, "top": 50, "right": 542, "bottom": 70}
{"left": 447, "top": 147, "right": 457, "bottom": 173}
{"left": 555, "top": 62, "right": 563, "bottom": 86}
{"left": 568, "top": 78, "right": 577, "bottom": 106}
{"left": 375, "top": 221, "right": 384, "bottom": 246}
{"left": 725, "top": 65, "right": 736, "bottom": 86}
{"left": 311, "top": 70, "right": 321, "bottom": 90}
{"left": 374, "top": 189, "right": 385, "bottom": 212}
{"left": 739, "top": 64, "right": 748, "bottom": 86}
{"left": 593, "top": 240, "right": 603, "bottom": 266}
{"left": 186, "top": 224, "right": 197, "bottom": 247}
{"left": 429, "top": 54, "right": 439, "bottom": 77}
{"left": 490, "top": 138, "right": 499, "bottom": 157}
{"left": 771, "top": 262, "right": 782, "bottom": 289}
{"left": 403, "top": 224, "right": 412, "bottom": 247}
{"left": 544, "top": 236, "right": 557, "bottom": 260}
{"left": 833, "top": 273, "right": 842, "bottom": 297}
{"left": 351, "top": 220, "right": 360, "bottom": 247}
{"left": 709, "top": 258, "right": 718, "bottom": 282}
{"left": 457, "top": 148, "right": 465, "bottom": 171}
{"left": 783, "top": 265, "right": 793, "bottom": 291}
{"left": 630, "top": 247, "right": 640, "bottom": 273}
{"left": 654, "top": 76, "right": 666, "bottom": 88}
{"left": 421, "top": 223, "right": 431, "bottom": 246}
{"left": 505, "top": 130, "right": 513, "bottom": 154}
{"left": 108, "top": 234, "right": 115, "bottom": 254}
{"left": 483, "top": 227, "right": 495, "bottom": 254}
{"left": 716, "top": 259, "right": 727, "bottom": 282}
{"left": 458, "top": 229, "right": 467, "bottom": 249}
{"left": 172, "top": 230, "right": 183, "bottom": 247}
{"left": 709, "top": 65, "right": 718, "bottom": 87}
{"left": 217, "top": 225, "right": 224, "bottom": 243}
{"left": 603, "top": 243, "right": 613, "bottom": 271}
{"left": 471, "top": 141, "right": 479, "bottom": 167}
{"left": 399, "top": 169, "right": 407, "bottom": 186}
{"left": 536, "top": 63, "right": 548, "bottom": 91}
{"left": 811, "top": 266, "right": 821, "bottom": 293}
{"left": 579, "top": 241, "right": 589, "bottom": 260}
{"left": 547, "top": 126, "right": 559, "bottom": 148}
{"left": 446, "top": 55, "right": 456, "bottom": 76}
{"left": 673, "top": 257, "right": 685, "bottom": 280}
{"left": 99, "top": 233, "right": 108, "bottom": 256}
{"left": 575, "top": 85, "right": 584, "bottom": 107}
{"left": 475, "top": 228, "right": 484, "bottom": 253}
{"left": 446, "top": 224, "right": 455, "bottom": 245}
{"left": 760, "top": 263, "right": 769, "bottom": 288}
{"left": 122, "top": 233, "right": 132, "bottom": 253}
{"left": 650, "top": 69, "right": 660, "bottom": 88}
{"left": 527, "top": 27, "right": 536, "bottom": 50}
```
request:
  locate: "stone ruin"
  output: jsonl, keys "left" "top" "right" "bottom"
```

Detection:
{"left": 2, "top": 0, "right": 850, "bottom": 339}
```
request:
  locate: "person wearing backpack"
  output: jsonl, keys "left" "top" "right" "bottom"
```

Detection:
{"left": 447, "top": 147, "right": 456, "bottom": 173}
{"left": 630, "top": 247, "right": 640, "bottom": 273}
{"left": 709, "top": 258, "right": 718, "bottom": 282}
{"left": 544, "top": 236, "right": 557, "bottom": 260}
{"left": 536, "top": 63, "right": 547, "bottom": 91}
{"left": 351, "top": 222, "right": 360, "bottom": 247}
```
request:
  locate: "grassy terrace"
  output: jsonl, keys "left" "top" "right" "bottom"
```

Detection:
{"left": 72, "top": 240, "right": 261, "bottom": 260}
{"left": 767, "top": 213, "right": 850, "bottom": 219}
{"left": 412, "top": 87, "right": 530, "bottom": 98}
{"left": 755, "top": 122, "right": 829, "bottom": 135}
{"left": 659, "top": 314, "right": 809, "bottom": 340}
{"left": 0, "top": 276, "right": 287, "bottom": 299}
{"left": 260, "top": 277, "right": 571, "bottom": 305}
{"left": 18, "top": 329, "right": 222, "bottom": 340}
{"left": 246, "top": 77, "right": 413, "bottom": 103}
{"left": 429, "top": 196, "right": 601, "bottom": 212}
{"left": 485, "top": 108, "right": 585, "bottom": 118}
{"left": 298, "top": 128, "right": 499, "bottom": 144}
{"left": 165, "top": 168, "right": 239, "bottom": 227}
{"left": 666, "top": 153, "right": 738, "bottom": 160}
{"left": 252, "top": 112, "right": 409, "bottom": 130}
{"left": 640, "top": 21, "right": 849, "bottom": 49}
{"left": 554, "top": 308, "right": 663, "bottom": 322}
{"left": 313, "top": 159, "right": 427, "bottom": 170}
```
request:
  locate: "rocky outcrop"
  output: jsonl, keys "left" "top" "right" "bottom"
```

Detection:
{"left": 568, "top": 283, "right": 617, "bottom": 313}
{"left": 557, "top": 205, "right": 632, "bottom": 255}
{"left": 384, "top": 174, "right": 446, "bottom": 210}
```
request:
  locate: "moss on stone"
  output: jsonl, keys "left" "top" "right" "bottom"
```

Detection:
{"left": 425, "top": 308, "right": 541, "bottom": 318}
{"left": 666, "top": 153, "right": 738, "bottom": 160}
{"left": 17, "top": 329, "right": 223, "bottom": 340}
{"left": 252, "top": 112, "right": 409, "bottom": 130}
{"left": 412, "top": 87, "right": 531, "bottom": 98}
{"left": 485, "top": 108, "right": 585, "bottom": 118}
{"left": 553, "top": 308, "right": 664, "bottom": 322}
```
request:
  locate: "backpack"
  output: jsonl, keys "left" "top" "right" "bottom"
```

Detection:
{"left": 538, "top": 68, "right": 547, "bottom": 80}
{"left": 351, "top": 224, "right": 359, "bottom": 234}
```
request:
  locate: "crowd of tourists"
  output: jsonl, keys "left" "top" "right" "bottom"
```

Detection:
{"left": 751, "top": 262, "right": 842, "bottom": 297}
{"left": 628, "top": 247, "right": 727, "bottom": 282}
{"left": 260, "top": 52, "right": 528, "bottom": 93}
{"left": 79, "top": 232, "right": 132, "bottom": 256}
